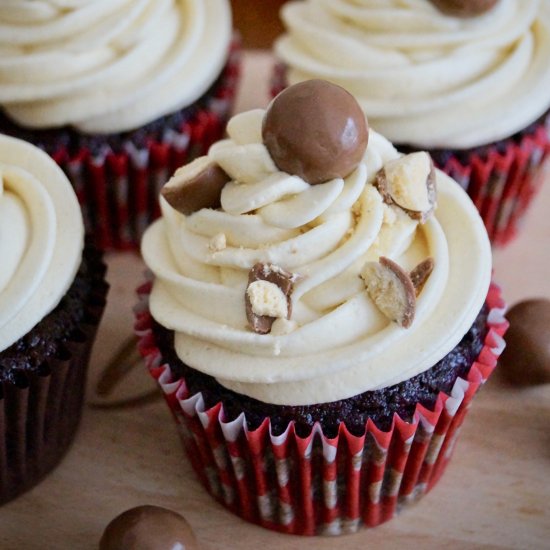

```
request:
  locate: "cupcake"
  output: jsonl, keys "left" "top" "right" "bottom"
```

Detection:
{"left": 0, "top": 134, "right": 108, "bottom": 504}
{"left": 273, "top": 0, "right": 550, "bottom": 245}
{"left": 0, "top": 1, "right": 240, "bottom": 250}
{"left": 136, "top": 80, "right": 507, "bottom": 535}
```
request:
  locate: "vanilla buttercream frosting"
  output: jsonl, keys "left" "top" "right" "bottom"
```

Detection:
{"left": 0, "top": 0, "right": 232, "bottom": 133}
{"left": 0, "top": 134, "right": 84, "bottom": 353}
{"left": 275, "top": 0, "right": 550, "bottom": 148}
{"left": 142, "top": 107, "right": 492, "bottom": 405}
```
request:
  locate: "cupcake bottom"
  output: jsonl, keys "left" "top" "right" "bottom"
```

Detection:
{"left": 0, "top": 39, "right": 241, "bottom": 250}
{"left": 135, "top": 283, "right": 507, "bottom": 535}
{"left": 0, "top": 244, "right": 108, "bottom": 505}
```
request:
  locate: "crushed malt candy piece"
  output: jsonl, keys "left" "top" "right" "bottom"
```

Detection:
{"left": 375, "top": 152, "right": 436, "bottom": 222}
{"left": 161, "top": 156, "right": 230, "bottom": 215}
{"left": 246, "top": 263, "right": 297, "bottom": 334}
{"left": 361, "top": 256, "right": 416, "bottom": 328}
{"left": 410, "top": 257, "right": 435, "bottom": 296}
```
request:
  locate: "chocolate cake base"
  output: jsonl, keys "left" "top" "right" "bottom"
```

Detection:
{"left": 0, "top": 243, "right": 108, "bottom": 505}
{"left": 151, "top": 307, "right": 488, "bottom": 438}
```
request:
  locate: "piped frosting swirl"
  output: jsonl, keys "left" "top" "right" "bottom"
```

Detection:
{"left": 142, "top": 104, "right": 492, "bottom": 405}
{"left": 275, "top": 0, "right": 550, "bottom": 148}
{"left": 0, "top": 0, "right": 232, "bottom": 133}
{"left": 0, "top": 134, "right": 84, "bottom": 353}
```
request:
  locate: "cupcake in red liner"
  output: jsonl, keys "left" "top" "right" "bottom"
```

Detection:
{"left": 137, "top": 80, "right": 506, "bottom": 534}
{"left": 272, "top": 0, "right": 550, "bottom": 246}
{"left": 136, "top": 282, "right": 506, "bottom": 535}
{"left": 0, "top": 2, "right": 241, "bottom": 250}
{"left": 0, "top": 135, "right": 108, "bottom": 505}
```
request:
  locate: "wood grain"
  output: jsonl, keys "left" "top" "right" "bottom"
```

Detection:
{"left": 0, "top": 52, "right": 549, "bottom": 550}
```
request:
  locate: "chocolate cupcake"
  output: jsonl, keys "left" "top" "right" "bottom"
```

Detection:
{"left": 0, "top": 1, "right": 241, "bottom": 250}
{"left": 273, "top": 0, "right": 550, "bottom": 245}
{"left": 0, "top": 134, "right": 108, "bottom": 505}
{"left": 137, "top": 80, "right": 507, "bottom": 534}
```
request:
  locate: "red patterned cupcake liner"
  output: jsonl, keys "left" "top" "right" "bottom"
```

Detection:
{"left": 0, "top": 252, "right": 108, "bottom": 505}
{"left": 270, "top": 65, "right": 550, "bottom": 247}
{"left": 48, "top": 40, "right": 242, "bottom": 251}
{"left": 441, "top": 122, "right": 550, "bottom": 246}
{"left": 134, "top": 282, "right": 508, "bottom": 535}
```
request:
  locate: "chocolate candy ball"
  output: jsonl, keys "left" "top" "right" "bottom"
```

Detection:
{"left": 99, "top": 505, "right": 199, "bottom": 550}
{"left": 499, "top": 299, "right": 550, "bottom": 386}
{"left": 430, "top": 0, "right": 498, "bottom": 17}
{"left": 262, "top": 79, "right": 369, "bottom": 185}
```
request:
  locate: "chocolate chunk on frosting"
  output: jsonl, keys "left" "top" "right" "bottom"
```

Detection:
{"left": 410, "top": 258, "right": 435, "bottom": 296}
{"left": 375, "top": 152, "right": 436, "bottom": 223}
{"left": 99, "top": 505, "right": 199, "bottom": 550}
{"left": 262, "top": 79, "right": 369, "bottom": 185}
{"left": 361, "top": 257, "right": 416, "bottom": 329}
{"left": 430, "top": 0, "right": 499, "bottom": 17}
{"left": 161, "top": 156, "right": 230, "bottom": 216}
{"left": 246, "top": 263, "right": 297, "bottom": 334}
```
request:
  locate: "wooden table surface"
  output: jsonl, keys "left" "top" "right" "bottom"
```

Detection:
{"left": 1, "top": 52, "right": 549, "bottom": 550}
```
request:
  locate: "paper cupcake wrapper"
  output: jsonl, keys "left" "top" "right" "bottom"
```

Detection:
{"left": 0, "top": 253, "right": 108, "bottom": 506}
{"left": 134, "top": 282, "right": 507, "bottom": 535}
{"left": 270, "top": 65, "right": 550, "bottom": 247}
{"left": 440, "top": 120, "right": 550, "bottom": 246}
{"left": 47, "top": 40, "right": 242, "bottom": 251}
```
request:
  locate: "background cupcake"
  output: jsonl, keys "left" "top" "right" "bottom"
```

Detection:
{"left": 0, "top": 134, "right": 108, "bottom": 504}
{"left": 136, "top": 81, "right": 507, "bottom": 535}
{"left": 273, "top": 0, "right": 550, "bottom": 245}
{"left": 0, "top": 0, "right": 240, "bottom": 250}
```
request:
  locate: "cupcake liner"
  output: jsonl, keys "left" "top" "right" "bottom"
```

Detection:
{"left": 45, "top": 40, "right": 241, "bottom": 251}
{"left": 0, "top": 253, "right": 108, "bottom": 505}
{"left": 439, "top": 121, "right": 550, "bottom": 246}
{"left": 135, "top": 282, "right": 507, "bottom": 535}
{"left": 270, "top": 65, "right": 550, "bottom": 247}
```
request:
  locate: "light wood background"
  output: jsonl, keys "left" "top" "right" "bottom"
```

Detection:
{"left": 0, "top": 52, "right": 549, "bottom": 550}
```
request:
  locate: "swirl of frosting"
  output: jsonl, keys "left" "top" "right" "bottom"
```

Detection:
{"left": 275, "top": 0, "right": 550, "bottom": 148}
{"left": 142, "top": 109, "right": 492, "bottom": 405}
{"left": 0, "top": 134, "right": 83, "bottom": 353}
{"left": 0, "top": 0, "right": 232, "bottom": 133}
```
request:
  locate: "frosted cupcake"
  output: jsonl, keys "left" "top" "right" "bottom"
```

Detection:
{"left": 0, "top": 134, "right": 108, "bottom": 504}
{"left": 136, "top": 80, "right": 507, "bottom": 534}
{"left": 274, "top": 0, "right": 550, "bottom": 245}
{"left": 0, "top": 0, "right": 240, "bottom": 249}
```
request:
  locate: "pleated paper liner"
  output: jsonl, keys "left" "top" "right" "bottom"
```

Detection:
{"left": 0, "top": 248, "right": 108, "bottom": 506}
{"left": 134, "top": 282, "right": 508, "bottom": 536}
{"left": 433, "top": 120, "right": 550, "bottom": 246}
{"left": 270, "top": 65, "right": 550, "bottom": 247}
